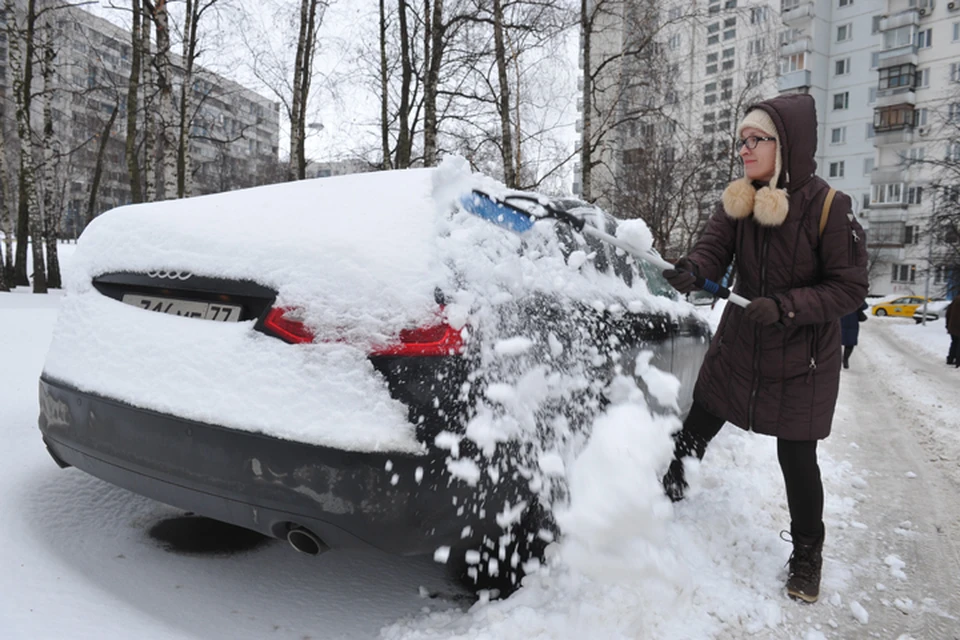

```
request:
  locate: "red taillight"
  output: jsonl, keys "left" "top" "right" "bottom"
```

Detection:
{"left": 262, "top": 307, "right": 315, "bottom": 344}
{"left": 261, "top": 306, "right": 464, "bottom": 356}
{"left": 372, "top": 322, "right": 464, "bottom": 357}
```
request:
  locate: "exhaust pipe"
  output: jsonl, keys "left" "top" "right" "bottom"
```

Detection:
{"left": 286, "top": 526, "right": 329, "bottom": 555}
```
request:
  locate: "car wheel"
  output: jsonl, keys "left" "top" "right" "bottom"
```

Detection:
{"left": 875, "top": 308, "right": 887, "bottom": 316}
{"left": 449, "top": 500, "right": 555, "bottom": 599}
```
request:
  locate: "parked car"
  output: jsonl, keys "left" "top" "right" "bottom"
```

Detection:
{"left": 38, "top": 164, "right": 710, "bottom": 596}
{"left": 871, "top": 296, "right": 932, "bottom": 317}
{"left": 912, "top": 299, "right": 950, "bottom": 324}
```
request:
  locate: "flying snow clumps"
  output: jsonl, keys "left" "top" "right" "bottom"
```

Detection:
{"left": 554, "top": 374, "right": 684, "bottom": 585}
{"left": 615, "top": 219, "right": 655, "bottom": 256}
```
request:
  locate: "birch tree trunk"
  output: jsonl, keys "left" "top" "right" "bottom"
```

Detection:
{"left": 177, "top": 0, "right": 200, "bottom": 198}
{"left": 9, "top": 0, "right": 46, "bottom": 291}
{"left": 422, "top": 0, "right": 443, "bottom": 166}
{"left": 142, "top": 12, "right": 156, "bottom": 201}
{"left": 378, "top": 0, "right": 391, "bottom": 169}
{"left": 395, "top": 0, "right": 412, "bottom": 168}
{"left": 7, "top": 0, "right": 34, "bottom": 286}
{"left": 41, "top": 21, "right": 61, "bottom": 288}
{"left": 492, "top": 0, "right": 516, "bottom": 187}
{"left": 153, "top": 0, "right": 178, "bottom": 200}
{"left": 126, "top": 0, "right": 143, "bottom": 203}
{"left": 579, "top": 0, "right": 593, "bottom": 201}
{"left": 0, "top": 118, "right": 14, "bottom": 288}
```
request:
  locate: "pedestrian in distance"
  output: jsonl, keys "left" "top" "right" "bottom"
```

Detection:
{"left": 946, "top": 297, "right": 960, "bottom": 368}
{"left": 660, "top": 94, "right": 869, "bottom": 604}
{"left": 840, "top": 301, "right": 868, "bottom": 369}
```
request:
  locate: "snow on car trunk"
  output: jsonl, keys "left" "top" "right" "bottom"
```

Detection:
{"left": 44, "top": 168, "right": 456, "bottom": 452}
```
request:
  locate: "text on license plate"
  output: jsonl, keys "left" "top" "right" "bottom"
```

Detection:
{"left": 121, "top": 294, "right": 242, "bottom": 322}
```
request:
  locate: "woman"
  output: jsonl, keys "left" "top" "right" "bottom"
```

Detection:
{"left": 661, "top": 94, "right": 869, "bottom": 603}
{"left": 840, "top": 302, "right": 868, "bottom": 369}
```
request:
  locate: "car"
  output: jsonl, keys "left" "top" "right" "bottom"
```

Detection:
{"left": 871, "top": 296, "right": 932, "bottom": 317}
{"left": 911, "top": 299, "right": 950, "bottom": 324}
{"left": 37, "top": 160, "right": 710, "bottom": 596}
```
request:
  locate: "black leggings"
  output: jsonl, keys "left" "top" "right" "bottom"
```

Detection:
{"left": 843, "top": 345, "right": 854, "bottom": 362}
{"left": 673, "top": 402, "right": 824, "bottom": 541}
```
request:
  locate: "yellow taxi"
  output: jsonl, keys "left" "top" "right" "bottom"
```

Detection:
{"left": 871, "top": 296, "right": 931, "bottom": 317}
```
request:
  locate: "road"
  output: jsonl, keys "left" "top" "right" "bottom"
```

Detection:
{"left": 819, "top": 318, "right": 960, "bottom": 638}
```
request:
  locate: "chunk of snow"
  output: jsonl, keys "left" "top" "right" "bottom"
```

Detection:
{"left": 494, "top": 336, "right": 534, "bottom": 356}
{"left": 850, "top": 601, "right": 869, "bottom": 624}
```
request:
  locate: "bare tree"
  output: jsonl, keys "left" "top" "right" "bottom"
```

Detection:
{"left": 125, "top": 0, "right": 145, "bottom": 203}
{"left": 289, "top": 0, "right": 325, "bottom": 180}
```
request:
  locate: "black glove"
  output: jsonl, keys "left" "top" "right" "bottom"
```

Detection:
{"left": 744, "top": 297, "right": 781, "bottom": 326}
{"left": 663, "top": 258, "right": 698, "bottom": 294}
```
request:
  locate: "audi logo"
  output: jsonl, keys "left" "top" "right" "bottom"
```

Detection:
{"left": 147, "top": 270, "right": 193, "bottom": 281}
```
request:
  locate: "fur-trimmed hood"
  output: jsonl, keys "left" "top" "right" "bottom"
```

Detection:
{"left": 722, "top": 94, "right": 819, "bottom": 227}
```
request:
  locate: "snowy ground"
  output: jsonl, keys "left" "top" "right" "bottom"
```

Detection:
{"left": 2, "top": 251, "right": 959, "bottom": 639}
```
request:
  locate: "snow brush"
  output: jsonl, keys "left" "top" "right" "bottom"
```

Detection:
{"left": 461, "top": 190, "right": 750, "bottom": 309}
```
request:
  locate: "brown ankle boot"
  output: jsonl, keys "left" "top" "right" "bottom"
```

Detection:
{"left": 785, "top": 530, "right": 824, "bottom": 603}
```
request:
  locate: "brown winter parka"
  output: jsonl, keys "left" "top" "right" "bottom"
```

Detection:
{"left": 687, "top": 94, "right": 869, "bottom": 441}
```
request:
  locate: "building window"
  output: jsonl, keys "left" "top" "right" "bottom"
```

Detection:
{"left": 669, "top": 33, "right": 682, "bottom": 50}
{"left": 948, "top": 140, "right": 960, "bottom": 161}
{"left": 873, "top": 105, "right": 915, "bottom": 131}
{"left": 750, "top": 6, "right": 768, "bottom": 23}
{"left": 724, "top": 27, "right": 736, "bottom": 40}
{"left": 872, "top": 183, "right": 904, "bottom": 205}
{"left": 954, "top": 22, "right": 960, "bottom": 42}
{"left": 868, "top": 87, "right": 878, "bottom": 103}
{"left": 833, "top": 92, "right": 849, "bottom": 110}
{"left": 907, "top": 187, "right": 923, "bottom": 205}
{"left": 916, "top": 28, "right": 932, "bottom": 49}
{"left": 835, "top": 58, "right": 850, "bottom": 75}
{"left": 917, "top": 68, "right": 930, "bottom": 88}
{"left": 904, "top": 226, "right": 918, "bottom": 245}
{"left": 934, "top": 265, "right": 947, "bottom": 285}
{"left": 782, "top": 0, "right": 801, "bottom": 9}
{"left": 831, "top": 126, "right": 847, "bottom": 144}
{"left": 906, "top": 147, "right": 925, "bottom": 164}
{"left": 748, "top": 39, "right": 764, "bottom": 55}
{"left": 829, "top": 161, "right": 845, "bottom": 178}
{"left": 862, "top": 192, "right": 871, "bottom": 210}
{"left": 708, "top": 34, "right": 720, "bottom": 45}
{"left": 872, "top": 15, "right": 883, "bottom": 34}
{"left": 839, "top": 0, "right": 852, "bottom": 6}
{"left": 668, "top": 6, "right": 682, "bottom": 20}
{"left": 950, "top": 103, "right": 960, "bottom": 123}
{"left": 706, "top": 52, "right": 718, "bottom": 75}
{"left": 863, "top": 158, "right": 875, "bottom": 175}
{"left": 780, "top": 53, "right": 806, "bottom": 74}
{"left": 885, "top": 26, "right": 915, "bottom": 49}
{"left": 892, "top": 264, "right": 916, "bottom": 283}
{"left": 916, "top": 108, "right": 928, "bottom": 126}
{"left": 951, "top": 63, "right": 960, "bottom": 83}
{"left": 879, "top": 64, "right": 916, "bottom": 90}
{"left": 837, "top": 24, "right": 852, "bottom": 42}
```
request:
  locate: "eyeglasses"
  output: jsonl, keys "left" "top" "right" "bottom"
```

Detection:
{"left": 736, "top": 135, "right": 776, "bottom": 151}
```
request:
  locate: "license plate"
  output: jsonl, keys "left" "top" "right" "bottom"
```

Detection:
{"left": 121, "top": 294, "right": 242, "bottom": 322}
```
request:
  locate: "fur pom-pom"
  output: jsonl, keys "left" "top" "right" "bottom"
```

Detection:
{"left": 752, "top": 187, "right": 789, "bottom": 226}
{"left": 722, "top": 178, "right": 755, "bottom": 219}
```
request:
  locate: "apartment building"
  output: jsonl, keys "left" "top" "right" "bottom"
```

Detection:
{"left": 0, "top": 1, "right": 280, "bottom": 237}
{"left": 577, "top": 0, "right": 957, "bottom": 295}
{"left": 780, "top": 0, "right": 956, "bottom": 298}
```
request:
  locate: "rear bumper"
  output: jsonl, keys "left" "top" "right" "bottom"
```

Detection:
{"left": 38, "top": 376, "right": 489, "bottom": 555}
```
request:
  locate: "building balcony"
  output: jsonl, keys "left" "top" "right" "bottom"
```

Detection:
{"left": 874, "top": 128, "right": 915, "bottom": 146}
{"left": 778, "top": 69, "right": 811, "bottom": 93}
{"left": 781, "top": 1, "right": 814, "bottom": 25}
{"left": 879, "top": 10, "right": 919, "bottom": 32}
{"left": 877, "top": 44, "right": 918, "bottom": 67}
{"left": 780, "top": 38, "right": 811, "bottom": 56}
{"left": 876, "top": 89, "right": 916, "bottom": 108}
{"left": 870, "top": 166, "right": 905, "bottom": 185}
